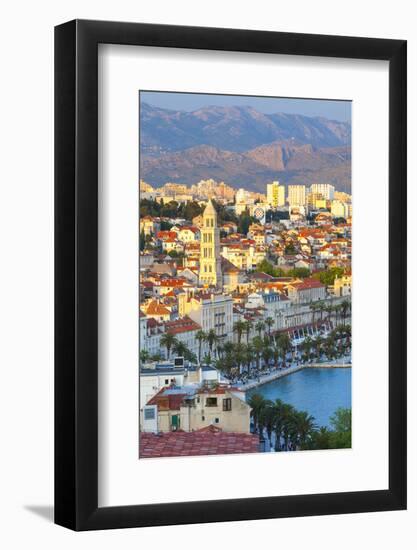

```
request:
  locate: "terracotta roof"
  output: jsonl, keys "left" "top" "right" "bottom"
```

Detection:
{"left": 146, "top": 300, "right": 171, "bottom": 316}
{"left": 140, "top": 430, "right": 260, "bottom": 458}
{"left": 164, "top": 316, "right": 201, "bottom": 335}
{"left": 146, "top": 388, "right": 187, "bottom": 410}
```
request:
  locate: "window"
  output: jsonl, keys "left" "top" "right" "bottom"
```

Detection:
{"left": 223, "top": 398, "right": 232, "bottom": 411}
{"left": 215, "top": 418, "right": 219, "bottom": 423}
{"left": 164, "top": 379, "right": 169, "bottom": 385}
{"left": 144, "top": 408, "right": 155, "bottom": 420}
{"left": 202, "top": 415, "right": 205, "bottom": 421}
{"left": 206, "top": 397, "right": 217, "bottom": 407}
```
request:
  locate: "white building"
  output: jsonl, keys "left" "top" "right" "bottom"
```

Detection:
{"left": 310, "top": 183, "right": 335, "bottom": 200}
{"left": 288, "top": 185, "right": 307, "bottom": 206}
{"left": 331, "top": 199, "right": 349, "bottom": 219}
{"left": 178, "top": 292, "right": 234, "bottom": 349}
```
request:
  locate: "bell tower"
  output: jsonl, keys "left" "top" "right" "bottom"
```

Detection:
{"left": 199, "top": 200, "right": 222, "bottom": 288}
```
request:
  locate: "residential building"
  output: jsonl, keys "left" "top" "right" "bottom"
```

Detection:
{"left": 288, "top": 185, "right": 307, "bottom": 206}
{"left": 267, "top": 181, "right": 286, "bottom": 207}
{"left": 287, "top": 278, "right": 327, "bottom": 303}
{"left": 310, "top": 183, "right": 335, "bottom": 200}
{"left": 143, "top": 384, "right": 251, "bottom": 434}
{"left": 331, "top": 199, "right": 349, "bottom": 219}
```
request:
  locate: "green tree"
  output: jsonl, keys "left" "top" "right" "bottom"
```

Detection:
{"left": 139, "top": 349, "right": 150, "bottom": 363}
{"left": 255, "top": 320, "right": 265, "bottom": 337}
{"left": 173, "top": 340, "right": 189, "bottom": 358}
{"left": 206, "top": 329, "right": 220, "bottom": 358}
{"left": 248, "top": 393, "right": 269, "bottom": 434}
{"left": 243, "top": 320, "right": 253, "bottom": 344}
{"left": 233, "top": 320, "right": 246, "bottom": 345}
{"left": 252, "top": 336, "right": 264, "bottom": 370}
{"left": 195, "top": 330, "right": 206, "bottom": 364}
{"left": 160, "top": 333, "right": 177, "bottom": 360}
{"left": 264, "top": 317, "right": 274, "bottom": 340}
{"left": 139, "top": 229, "right": 146, "bottom": 251}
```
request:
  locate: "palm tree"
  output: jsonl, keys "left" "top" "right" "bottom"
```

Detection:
{"left": 160, "top": 333, "right": 177, "bottom": 360}
{"left": 234, "top": 342, "right": 246, "bottom": 372}
{"left": 317, "top": 300, "right": 326, "bottom": 322}
{"left": 139, "top": 349, "right": 150, "bottom": 363}
{"left": 233, "top": 320, "right": 246, "bottom": 345}
{"left": 255, "top": 320, "right": 265, "bottom": 337}
{"left": 264, "top": 317, "right": 274, "bottom": 341}
{"left": 222, "top": 341, "right": 235, "bottom": 360}
{"left": 206, "top": 329, "right": 219, "bottom": 358}
{"left": 195, "top": 330, "right": 206, "bottom": 364}
{"left": 244, "top": 344, "right": 254, "bottom": 374}
{"left": 202, "top": 353, "right": 212, "bottom": 367}
{"left": 262, "top": 346, "right": 273, "bottom": 370}
{"left": 277, "top": 333, "right": 291, "bottom": 367}
{"left": 258, "top": 399, "right": 274, "bottom": 443}
{"left": 280, "top": 403, "right": 296, "bottom": 451}
{"left": 340, "top": 299, "right": 351, "bottom": 326}
{"left": 294, "top": 411, "right": 317, "bottom": 449}
{"left": 301, "top": 336, "right": 313, "bottom": 361}
{"left": 252, "top": 336, "right": 264, "bottom": 371}
{"left": 309, "top": 301, "right": 319, "bottom": 324}
{"left": 314, "top": 335, "right": 324, "bottom": 359}
{"left": 172, "top": 340, "right": 188, "bottom": 358}
{"left": 248, "top": 393, "right": 269, "bottom": 434}
{"left": 243, "top": 320, "right": 253, "bottom": 344}
{"left": 325, "top": 304, "right": 333, "bottom": 323}
{"left": 272, "top": 343, "right": 281, "bottom": 368}
{"left": 271, "top": 399, "right": 285, "bottom": 451}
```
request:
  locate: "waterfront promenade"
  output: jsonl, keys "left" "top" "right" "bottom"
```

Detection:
{"left": 237, "top": 360, "right": 351, "bottom": 391}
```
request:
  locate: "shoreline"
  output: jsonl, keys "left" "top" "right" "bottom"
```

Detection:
{"left": 237, "top": 362, "right": 352, "bottom": 391}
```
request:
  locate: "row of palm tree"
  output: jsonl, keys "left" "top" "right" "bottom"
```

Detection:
{"left": 151, "top": 332, "right": 197, "bottom": 363}
{"left": 249, "top": 395, "right": 317, "bottom": 451}
{"left": 309, "top": 299, "right": 351, "bottom": 326}
{"left": 248, "top": 394, "right": 352, "bottom": 451}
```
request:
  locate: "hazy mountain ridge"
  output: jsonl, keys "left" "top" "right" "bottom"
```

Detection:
{"left": 140, "top": 103, "right": 351, "bottom": 193}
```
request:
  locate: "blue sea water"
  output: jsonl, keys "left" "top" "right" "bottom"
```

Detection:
{"left": 246, "top": 368, "right": 351, "bottom": 428}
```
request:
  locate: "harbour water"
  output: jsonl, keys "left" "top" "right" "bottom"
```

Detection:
{"left": 246, "top": 367, "right": 352, "bottom": 428}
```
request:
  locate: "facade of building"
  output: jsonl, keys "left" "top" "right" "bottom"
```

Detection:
{"left": 288, "top": 185, "right": 307, "bottom": 206}
{"left": 266, "top": 181, "right": 286, "bottom": 207}
{"left": 331, "top": 199, "right": 349, "bottom": 219}
{"left": 143, "top": 384, "right": 251, "bottom": 434}
{"left": 310, "top": 183, "right": 335, "bottom": 200}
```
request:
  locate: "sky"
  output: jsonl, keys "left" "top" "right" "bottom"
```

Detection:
{"left": 141, "top": 91, "right": 351, "bottom": 123}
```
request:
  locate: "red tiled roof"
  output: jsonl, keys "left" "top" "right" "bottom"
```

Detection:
{"left": 146, "top": 388, "right": 186, "bottom": 411}
{"left": 164, "top": 316, "right": 201, "bottom": 335}
{"left": 146, "top": 300, "right": 171, "bottom": 316}
{"left": 139, "top": 430, "right": 260, "bottom": 458}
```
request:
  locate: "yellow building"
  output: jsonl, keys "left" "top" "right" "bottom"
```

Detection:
{"left": 143, "top": 385, "right": 251, "bottom": 434}
{"left": 267, "top": 181, "right": 285, "bottom": 207}
{"left": 199, "top": 199, "right": 222, "bottom": 288}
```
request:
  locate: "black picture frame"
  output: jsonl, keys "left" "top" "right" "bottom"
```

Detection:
{"left": 55, "top": 19, "right": 407, "bottom": 531}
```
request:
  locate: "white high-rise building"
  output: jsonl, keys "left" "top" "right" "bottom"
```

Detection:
{"left": 199, "top": 199, "right": 222, "bottom": 288}
{"left": 266, "top": 181, "right": 285, "bottom": 207}
{"left": 310, "top": 183, "right": 335, "bottom": 200}
{"left": 288, "top": 185, "right": 306, "bottom": 206}
{"left": 331, "top": 199, "right": 349, "bottom": 218}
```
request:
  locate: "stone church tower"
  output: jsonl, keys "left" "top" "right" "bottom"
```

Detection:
{"left": 199, "top": 199, "right": 222, "bottom": 288}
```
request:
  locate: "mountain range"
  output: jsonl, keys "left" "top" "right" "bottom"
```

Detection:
{"left": 140, "top": 103, "right": 351, "bottom": 193}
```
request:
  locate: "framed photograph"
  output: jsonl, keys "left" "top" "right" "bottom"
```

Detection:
{"left": 55, "top": 19, "right": 407, "bottom": 530}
